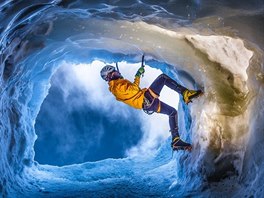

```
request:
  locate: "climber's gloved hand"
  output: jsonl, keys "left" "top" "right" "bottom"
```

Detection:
{"left": 135, "top": 66, "right": 145, "bottom": 77}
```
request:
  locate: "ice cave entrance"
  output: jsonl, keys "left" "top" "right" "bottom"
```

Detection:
{"left": 34, "top": 60, "right": 180, "bottom": 166}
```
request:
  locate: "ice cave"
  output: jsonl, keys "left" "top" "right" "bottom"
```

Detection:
{"left": 0, "top": 0, "right": 263, "bottom": 197}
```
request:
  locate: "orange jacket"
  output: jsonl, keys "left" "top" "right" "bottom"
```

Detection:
{"left": 108, "top": 76, "right": 147, "bottom": 109}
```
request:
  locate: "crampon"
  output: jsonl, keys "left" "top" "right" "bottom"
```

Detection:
{"left": 171, "top": 137, "right": 192, "bottom": 152}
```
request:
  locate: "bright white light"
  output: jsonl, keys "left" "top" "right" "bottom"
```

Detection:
{"left": 56, "top": 60, "right": 180, "bottom": 158}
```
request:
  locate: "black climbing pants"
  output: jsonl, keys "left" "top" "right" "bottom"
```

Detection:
{"left": 143, "top": 74, "right": 187, "bottom": 138}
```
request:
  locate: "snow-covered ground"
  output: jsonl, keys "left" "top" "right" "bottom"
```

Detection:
{"left": 0, "top": 0, "right": 263, "bottom": 197}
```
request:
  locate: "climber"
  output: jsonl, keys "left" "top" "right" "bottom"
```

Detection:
{"left": 100, "top": 61, "right": 202, "bottom": 151}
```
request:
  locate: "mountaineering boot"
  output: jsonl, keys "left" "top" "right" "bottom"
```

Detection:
{"left": 183, "top": 89, "right": 203, "bottom": 104}
{"left": 171, "top": 137, "right": 192, "bottom": 151}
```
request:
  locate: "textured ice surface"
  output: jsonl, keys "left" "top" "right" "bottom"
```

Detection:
{"left": 0, "top": 0, "right": 263, "bottom": 197}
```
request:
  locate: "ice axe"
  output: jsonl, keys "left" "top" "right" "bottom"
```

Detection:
{"left": 115, "top": 62, "right": 120, "bottom": 73}
{"left": 141, "top": 54, "right": 145, "bottom": 77}
{"left": 115, "top": 54, "right": 145, "bottom": 76}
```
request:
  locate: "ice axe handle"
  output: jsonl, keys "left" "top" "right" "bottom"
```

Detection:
{"left": 141, "top": 54, "right": 145, "bottom": 77}
{"left": 141, "top": 55, "right": 145, "bottom": 67}
{"left": 115, "top": 62, "right": 119, "bottom": 73}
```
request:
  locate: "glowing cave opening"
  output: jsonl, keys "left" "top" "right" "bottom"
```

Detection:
{"left": 34, "top": 60, "right": 180, "bottom": 166}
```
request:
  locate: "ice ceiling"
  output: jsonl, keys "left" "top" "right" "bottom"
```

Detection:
{"left": 0, "top": 0, "right": 263, "bottom": 197}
